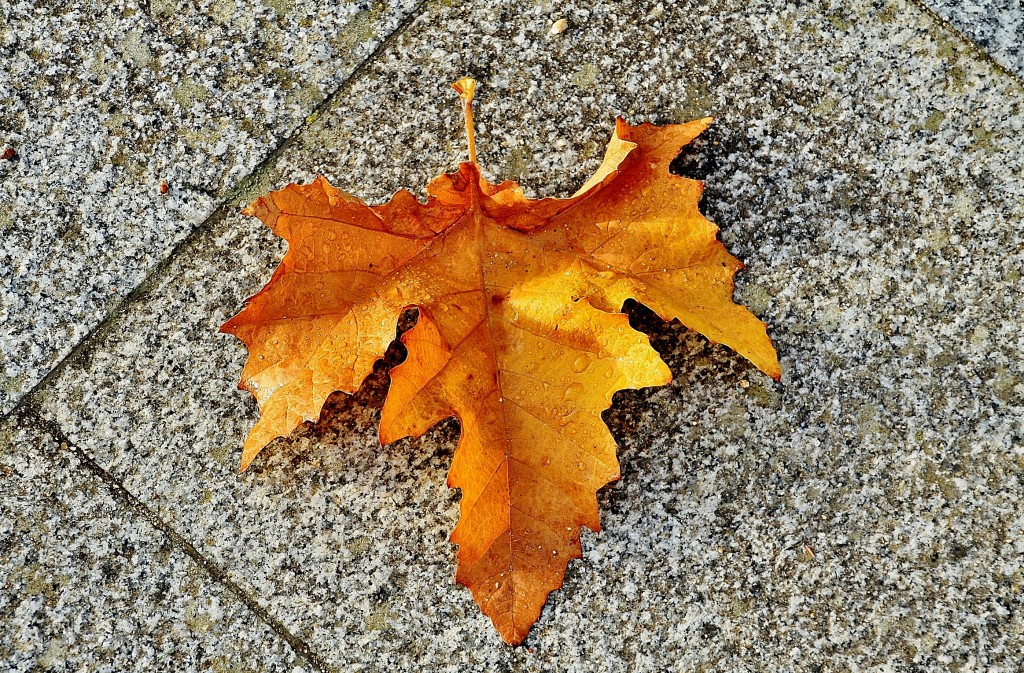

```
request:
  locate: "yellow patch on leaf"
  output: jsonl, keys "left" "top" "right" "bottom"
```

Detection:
{"left": 221, "top": 78, "right": 780, "bottom": 644}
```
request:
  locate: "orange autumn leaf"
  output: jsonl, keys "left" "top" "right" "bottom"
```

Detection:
{"left": 221, "top": 77, "right": 780, "bottom": 644}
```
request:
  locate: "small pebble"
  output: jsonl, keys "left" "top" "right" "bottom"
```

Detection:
{"left": 549, "top": 18, "right": 568, "bottom": 35}
{"left": 1, "top": 147, "right": 15, "bottom": 160}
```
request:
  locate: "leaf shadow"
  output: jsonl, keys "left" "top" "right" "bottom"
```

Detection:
{"left": 599, "top": 300, "right": 763, "bottom": 509}
{"left": 245, "top": 298, "right": 768, "bottom": 519}
{"left": 243, "top": 308, "right": 446, "bottom": 480}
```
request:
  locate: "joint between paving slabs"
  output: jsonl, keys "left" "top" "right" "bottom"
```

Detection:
{"left": 0, "top": 0, "right": 432, "bottom": 429}
{"left": 14, "top": 404, "right": 337, "bottom": 673}
{"left": 907, "top": 0, "right": 1024, "bottom": 88}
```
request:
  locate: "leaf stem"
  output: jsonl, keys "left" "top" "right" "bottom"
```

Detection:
{"left": 452, "top": 77, "right": 478, "bottom": 163}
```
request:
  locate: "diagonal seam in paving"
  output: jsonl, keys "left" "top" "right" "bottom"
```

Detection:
{"left": 910, "top": 0, "right": 1024, "bottom": 87}
{"left": 0, "top": 0, "right": 430, "bottom": 428}
{"left": 15, "top": 404, "right": 336, "bottom": 673}
{"left": 2, "top": 2, "right": 431, "bottom": 668}
{"left": 7, "top": 1, "right": 1020, "bottom": 667}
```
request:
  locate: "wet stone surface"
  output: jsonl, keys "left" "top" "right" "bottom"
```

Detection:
{"left": 6, "top": 0, "right": 1024, "bottom": 670}
{"left": 925, "top": 0, "right": 1024, "bottom": 78}
{"left": 0, "top": 417, "right": 304, "bottom": 672}
{"left": 0, "top": 0, "right": 420, "bottom": 413}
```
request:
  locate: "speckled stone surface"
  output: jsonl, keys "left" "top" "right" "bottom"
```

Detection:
{"left": 925, "top": 0, "right": 1024, "bottom": 77}
{"left": 10, "top": 0, "right": 1024, "bottom": 670}
{"left": 0, "top": 0, "right": 420, "bottom": 413}
{"left": 0, "top": 418, "right": 304, "bottom": 671}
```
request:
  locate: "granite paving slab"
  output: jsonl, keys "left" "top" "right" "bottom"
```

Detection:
{"left": 924, "top": 0, "right": 1024, "bottom": 78}
{"left": 0, "top": 415, "right": 308, "bottom": 672}
{"left": 0, "top": 0, "right": 422, "bottom": 414}
{"left": 36, "top": 207, "right": 517, "bottom": 671}
{"left": 27, "top": 0, "right": 1024, "bottom": 669}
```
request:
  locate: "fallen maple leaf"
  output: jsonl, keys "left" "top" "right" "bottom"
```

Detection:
{"left": 221, "top": 77, "right": 780, "bottom": 644}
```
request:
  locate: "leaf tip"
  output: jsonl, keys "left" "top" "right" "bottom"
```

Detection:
{"left": 502, "top": 629, "right": 529, "bottom": 647}
{"left": 753, "top": 340, "right": 783, "bottom": 382}
{"left": 239, "top": 431, "right": 270, "bottom": 473}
